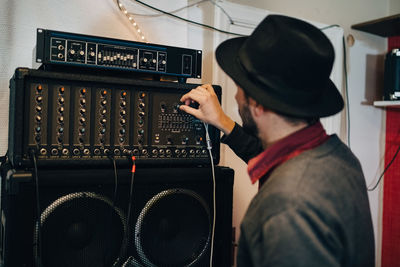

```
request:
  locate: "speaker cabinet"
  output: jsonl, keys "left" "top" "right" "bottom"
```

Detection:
{"left": 0, "top": 164, "right": 233, "bottom": 267}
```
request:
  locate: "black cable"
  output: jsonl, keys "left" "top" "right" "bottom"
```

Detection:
{"left": 30, "top": 150, "right": 43, "bottom": 267}
{"left": 368, "top": 144, "right": 400, "bottom": 191}
{"left": 104, "top": 155, "right": 119, "bottom": 265}
{"left": 128, "top": 0, "right": 246, "bottom": 37}
{"left": 126, "top": 0, "right": 208, "bottom": 17}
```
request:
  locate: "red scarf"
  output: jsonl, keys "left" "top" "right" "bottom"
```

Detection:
{"left": 247, "top": 121, "right": 330, "bottom": 186}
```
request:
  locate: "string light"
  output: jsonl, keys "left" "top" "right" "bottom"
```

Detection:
{"left": 116, "top": 0, "right": 148, "bottom": 42}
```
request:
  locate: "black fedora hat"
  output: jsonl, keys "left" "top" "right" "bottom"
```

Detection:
{"left": 216, "top": 14, "right": 344, "bottom": 118}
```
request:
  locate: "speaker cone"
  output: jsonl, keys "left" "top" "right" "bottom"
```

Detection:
{"left": 134, "top": 188, "right": 211, "bottom": 267}
{"left": 34, "top": 192, "right": 127, "bottom": 267}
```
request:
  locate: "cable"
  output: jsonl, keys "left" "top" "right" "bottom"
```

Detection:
{"left": 30, "top": 150, "right": 43, "bottom": 267}
{"left": 203, "top": 122, "right": 216, "bottom": 267}
{"left": 368, "top": 143, "right": 400, "bottom": 191}
{"left": 126, "top": 0, "right": 208, "bottom": 17}
{"left": 128, "top": 0, "right": 246, "bottom": 37}
{"left": 105, "top": 155, "right": 119, "bottom": 264}
{"left": 126, "top": 156, "right": 136, "bottom": 238}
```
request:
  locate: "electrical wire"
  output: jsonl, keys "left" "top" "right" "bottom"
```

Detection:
{"left": 127, "top": 0, "right": 246, "bottom": 36}
{"left": 125, "top": 0, "right": 208, "bottom": 17}
{"left": 368, "top": 144, "right": 400, "bottom": 191}
{"left": 203, "top": 122, "right": 216, "bottom": 267}
{"left": 30, "top": 150, "right": 43, "bottom": 267}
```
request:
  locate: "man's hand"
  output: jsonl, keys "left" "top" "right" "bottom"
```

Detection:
{"left": 180, "top": 84, "right": 235, "bottom": 135}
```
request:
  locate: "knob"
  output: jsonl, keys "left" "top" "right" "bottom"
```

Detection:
{"left": 35, "top": 126, "right": 41, "bottom": 133}
{"left": 120, "top": 101, "right": 127, "bottom": 107}
{"left": 100, "top": 128, "right": 106, "bottom": 134}
{"left": 138, "top": 111, "right": 145, "bottom": 117}
{"left": 36, "top": 96, "right": 43, "bottom": 103}
{"left": 58, "top": 97, "right": 65, "bottom": 104}
{"left": 120, "top": 110, "right": 126, "bottom": 116}
{"left": 58, "top": 106, "right": 65, "bottom": 113}
{"left": 36, "top": 106, "right": 42, "bottom": 112}
{"left": 57, "top": 136, "right": 63, "bottom": 143}
{"left": 80, "top": 98, "right": 86, "bottom": 105}
{"left": 119, "top": 137, "right": 125, "bottom": 143}
{"left": 36, "top": 85, "right": 43, "bottom": 92}
{"left": 101, "top": 90, "right": 107, "bottom": 96}
{"left": 58, "top": 116, "right": 64, "bottom": 123}
{"left": 100, "top": 118, "right": 107, "bottom": 124}
{"left": 138, "top": 120, "right": 144, "bottom": 126}
{"left": 139, "top": 92, "right": 146, "bottom": 99}
{"left": 59, "top": 87, "right": 65, "bottom": 94}
{"left": 121, "top": 91, "right": 127, "bottom": 98}
{"left": 120, "top": 118, "right": 126, "bottom": 125}
{"left": 79, "top": 128, "right": 85, "bottom": 134}
{"left": 58, "top": 127, "right": 64, "bottom": 133}
{"left": 35, "top": 135, "right": 41, "bottom": 142}
{"left": 139, "top": 102, "right": 145, "bottom": 109}
{"left": 100, "top": 108, "right": 107, "bottom": 115}
{"left": 35, "top": 115, "right": 42, "bottom": 122}
{"left": 138, "top": 129, "right": 144, "bottom": 135}
{"left": 119, "top": 128, "right": 126, "bottom": 135}
{"left": 101, "top": 100, "right": 107, "bottom": 106}
{"left": 80, "top": 108, "right": 86, "bottom": 115}
{"left": 80, "top": 88, "right": 87, "bottom": 95}
{"left": 78, "top": 137, "right": 84, "bottom": 144}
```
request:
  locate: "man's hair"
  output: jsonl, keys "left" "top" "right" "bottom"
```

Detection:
{"left": 243, "top": 90, "right": 319, "bottom": 126}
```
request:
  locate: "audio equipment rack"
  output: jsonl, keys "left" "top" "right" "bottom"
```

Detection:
{"left": 34, "top": 29, "right": 202, "bottom": 82}
{"left": 8, "top": 68, "right": 221, "bottom": 168}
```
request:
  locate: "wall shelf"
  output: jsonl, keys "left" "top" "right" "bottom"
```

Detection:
{"left": 351, "top": 14, "right": 400, "bottom": 37}
{"left": 373, "top": 101, "right": 400, "bottom": 108}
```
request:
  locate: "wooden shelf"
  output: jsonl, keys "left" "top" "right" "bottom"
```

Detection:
{"left": 374, "top": 100, "right": 400, "bottom": 107}
{"left": 351, "top": 14, "right": 400, "bottom": 37}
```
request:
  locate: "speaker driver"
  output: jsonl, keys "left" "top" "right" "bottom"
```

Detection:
{"left": 34, "top": 192, "right": 127, "bottom": 267}
{"left": 135, "top": 188, "right": 211, "bottom": 267}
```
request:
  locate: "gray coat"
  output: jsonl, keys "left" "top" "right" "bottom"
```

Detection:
{"left": 222, "top": 124, "right": 375, "bottom": 267}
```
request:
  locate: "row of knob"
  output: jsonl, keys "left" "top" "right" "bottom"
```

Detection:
{"left": 37, "top": 147, "right": 208, "bottom": 157}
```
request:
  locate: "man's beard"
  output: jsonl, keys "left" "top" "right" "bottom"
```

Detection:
{"left": 239, "top": 103, "right": 258, "bottom": 136}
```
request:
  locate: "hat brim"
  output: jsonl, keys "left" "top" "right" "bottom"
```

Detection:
{"left": 215, "top": 37, "right": 344, "bottom": 118}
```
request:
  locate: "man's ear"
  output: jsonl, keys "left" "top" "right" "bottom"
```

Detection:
{"left": 248, "top": 97, "right": 265, "bottom": 117}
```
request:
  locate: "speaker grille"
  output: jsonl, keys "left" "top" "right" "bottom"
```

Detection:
{"left": 34, "top": 192, "right": 127, "bottom": 267}
{"left": 134, "top": 189, "right": 211, "bottom": 267}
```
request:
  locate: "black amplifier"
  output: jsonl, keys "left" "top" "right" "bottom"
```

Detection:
{"left": 34, "top": 28, "right": 202, "bottom": 81}
{"left": 8, "top": 68, "right": 220, "bottom": 168}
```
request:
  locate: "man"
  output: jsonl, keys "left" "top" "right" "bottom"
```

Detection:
{"left": 180, "top": 15, "right": 375, "bottom": 267}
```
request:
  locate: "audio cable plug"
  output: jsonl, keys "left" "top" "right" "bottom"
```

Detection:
{"left": 203, "top": 122, "right": 212, "bottom": 150}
